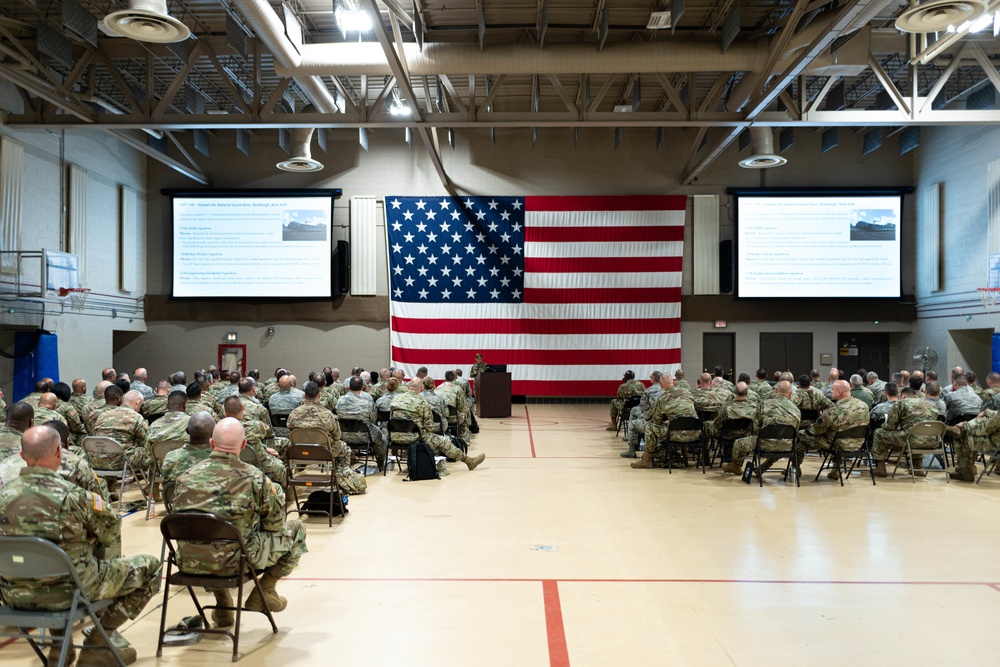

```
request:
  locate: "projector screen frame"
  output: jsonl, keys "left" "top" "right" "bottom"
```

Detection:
{"left": 727, "top": 186, "right": 913, "bottom": 301}
{"left": 163, "top": 187, "right": 343, "bottom": 302}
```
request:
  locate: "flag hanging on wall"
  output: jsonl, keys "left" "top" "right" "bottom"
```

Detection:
{"left": 384, "top": 195, "right": 686, "bottom": 396}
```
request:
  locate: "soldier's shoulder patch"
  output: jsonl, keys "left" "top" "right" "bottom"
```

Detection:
{"left": 92, "top": 492, "right": 104, "bottom": 512}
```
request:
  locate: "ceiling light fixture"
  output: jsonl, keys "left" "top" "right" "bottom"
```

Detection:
{"left": 336, "top": 0, "right": 372, "bottom": 34}
{"left": 104, "top": 0, "right": 191, "bottom": 43}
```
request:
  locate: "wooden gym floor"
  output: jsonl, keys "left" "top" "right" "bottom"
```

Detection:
{"left": 3, "top": 403, "right": 998, "bottom": 666}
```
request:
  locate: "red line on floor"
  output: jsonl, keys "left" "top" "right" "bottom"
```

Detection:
{"left": 542, "top": 580, "right": 571, "bottom": 667}
{"left": 525, "top": 405, "right": 537, "bottom": 458}
{"left": 990, "top": 584, "right": 1000, "bottom": 594}
{"left": 0, "top": 637, "right": 18, "bottom": 650}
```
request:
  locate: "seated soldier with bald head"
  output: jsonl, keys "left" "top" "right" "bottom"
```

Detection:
{"left": 172, "top": 418, "right": 307, "bottom": 628}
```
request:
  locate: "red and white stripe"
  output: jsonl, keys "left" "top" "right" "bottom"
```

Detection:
{"left": 389, "top": 195, "right": 686, "bottom": 396}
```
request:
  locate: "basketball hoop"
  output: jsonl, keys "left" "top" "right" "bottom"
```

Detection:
{"left": 59, "top": 287, "right": 91, "bottom": 311}
{"left": 977, "top": 287, "right": 1000, "bottom": 309}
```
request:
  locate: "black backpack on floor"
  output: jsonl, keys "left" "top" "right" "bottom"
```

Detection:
{"left": 405, "top": 442, "right": 440, "bottom": 481}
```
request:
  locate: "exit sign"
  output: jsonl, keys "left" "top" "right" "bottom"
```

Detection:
{"left": 714, "top": 320, "right": 727, "bottom": 328}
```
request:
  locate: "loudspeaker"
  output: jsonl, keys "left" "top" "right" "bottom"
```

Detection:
{"left": 334, "top": 239, "right": 350, "bottom": 295}
{"left": 719, "top": 240, "right": 734, "bottom": 293}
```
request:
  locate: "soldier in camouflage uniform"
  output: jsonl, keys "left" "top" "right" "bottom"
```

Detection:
{"left": 436, "top": 371, "right": 471, "bottom": 440}
{"left": 871, "top": 382, "right": 944, "bottom": 477}
{"left": 799, "top": 380, "right": 870, "bottom": 478}
{"left": 750, "top": 369, "right": 776, "bottom": 400}
{"left": 673, "top": 369, "right": 693, "bottom": 394}
{"left": 0, "top": 389, "right": 7, "bottom": 424}
{"left": 454, "top": 369, "right": 479, "bottom": 434}
{"left": 91, "top": 387, "right": 149, "bottom": 472}
{"left": 261, "top": 369, "right": 287, "bottom": 404}
{"left": 336, "top": 377, "right": 386, "bottom": 463}
{"left": 705, "top": 382, "right": 757, "bottom": 462}
{"left": 792, "top": 375, "right": 833, "bottom": 429}
{"left": 168, "top": 370, "right": 187, "bottom": 395}
{"left": 70, "top": 378, "right": 91, "bottom": 415}
{"left": 419, "top": 376, "right": 450, "bottom": 436}
{"left": 128, "top": 368, "right": 156, "bottom": 401}
{"left": 948, "top": 408, "right": 1000, "bottom": 481}
{"left": 723, "top": 381, "right": 800, "bottom": 474}
{"left": 52, "top": 382, "right": 87, "bottom": 447}
{"left": 390, "top": 380, "right": 485, "bottom": 470}
{"left": 172, "top": 418, "right": 307, "bottom": 628}
{"left": 869, "top": 382, "right": 900, "bottom": 422}
{"left": 83, "top": 381, "right": 113, "bottom": 434}
{"left": 145, "top": 391, "right": 191, "bottom": 465}
{"left": 622, "top": 371, "right": 664, "bottom": 458}
{"left": 216, "top": 371, "right": 242, "bottom": 403}
{"left": 288, "top": 382, "right": 366, "bottom": 495}
{"left": 693, "top": 373, "right": 726, "bottom": 416}
{"left": 268, "top": 375, "right": 304, "bottom": 437}
{"left": 207, "top": 366, "right": 228, "bottom": 396}
{"left": 138, "top": 380, "right": 170, "bottom": 421}
{"left": 223, "top": 396, "right": 287, "bottom": 487}
{"left": 19, "top": 379, "right": 49, "bottom": 408}
{"left": 0, "top": 402, "right": 33, "bottom": 459}
{"left": 607, "top": 370, "right": 646, "bottom": 431}
{"left": 186, "top": 380, "right": 223, "bottom": 420}
{"left": 944, "top": 376, "right": 982, "bottom": 421}
{"left": 161, "top": 412, "right": 215, "bottom": 501}
{"left": 470, "top": 354, "right": 488, "bottom": 382}
{"left": 0, "top": 425, "right": 159, "bottom": 665}
{"left": 631, "top": 374, "right": 698, "bottom": 468}
{"left": 32, "top": 392, "right": 66, "bottom": 426}
{"left": 865, "top": 372, "right": 887, "bottom": 404}
{"left": 375, "top": 378, "right": 407, "bottom": 415}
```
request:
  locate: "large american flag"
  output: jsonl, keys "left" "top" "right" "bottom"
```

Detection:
{"left": 385, "top": 195, "right": 686, "bottom": 396}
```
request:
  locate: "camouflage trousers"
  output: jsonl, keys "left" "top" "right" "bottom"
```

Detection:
{"left": 249, "top": 444, "right": 287, "bottom": 487}
{"left": 627, "top": 416, "right": 648, "bottom": 448}
{"left": 330, "top": 440, "right": 367, "bottom": 494}
{"left": 343, "top": 426, "right": 386, "bottom": 463}
{"left": 425, "top": 433, "right": 464, "bottom": 460}
{"left": 269, "top": 436, "right": 291, "bottom": 458}
{"left": 955, "top": 432, "right": 1000, "bottom": 468}
{"left": 1, "top": 554, "right": 160, "bottom": 621}
{"left": 250, "top": 520, "right": 308, "bottom": 578}
{"left": 86, "top": 447, "right": 149, "bottom": 475}
{"left": 645, "top": 422, "right": 699, "bottom": 455}
{"left": 872, "top": 429, "right": 939, "bottom": 461}
{"left": 609, "top": 398, "right": 625, "bottom": 424}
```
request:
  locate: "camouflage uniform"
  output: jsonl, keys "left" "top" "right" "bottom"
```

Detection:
{"left": 731, "top": 395, "right": 801, "bottom": 468}
{"left": 208, "top": 379, "right": 229, "bottom": 396}
{"left": 955, "top": 409, "right": 1000, "bottom": 468}
{"left": 798, "top": 396, "right": 870, "bottom": 454}
{"left": 91, "top": 405, "right": 150, "bottom": 471}
{"left": 82, "top": 399, "right": 108, "bottom": 433}
{"left": 187, "top": 396, "right": 222, "bottom": 420}
{"left": 944, "top": 387, "right": 983, "bottom": 422}
{"left": 375, "top": 388, "right": 406, "bottom": 415}
{"left": 749, "top": 380, "right": 775, "bottom": 400}
{"left": 335, "top": 392, "right": 386, "bottom": 461}
{"left": 69, "top": 393, "right": 91, "bottom": 416}
{"left": 287, "top": 402, "right": 366, "bottom": 495}
{"left": 0, "top": 449, "right": 111, "bottom": 503}
{"left": 693, "top": 387, "right": 726, "bottom": 416}
{"left": 146, "top": 411, "right": 190, "bottom": 472}
{"left": 0, "top": 467, "right": 159, "bottom": 620}
{"left": 674, "top": 379, "right": 694, "bottom": 395}
{"left": 0, "top": 397, "right": 6, "bottom": 423}
{"left": 161, "top": 442, "right": 213, "bottom": 498}
{"left": 33, "top": 405, "right": 65, "bottom": 425}
{"left": 56, "top": 401, "right": 87, "bottom": 448}
{"left": 261, "top": 380, "right": 282, "bottom": 404}
{"left": 0, "top": 424, "right": 25, "bottom": 460}
{"left": 872, "top": 396, "right": 943, "bottom": 461}
{"left": 437, "top": 382, "right": 470, "bottom": 440}
{"left": 216, "top": 384, "right": 241, "bottom": 403}
{"left": 610, "top": 379, "right": 645, "bottom": 425}
{"left": 626, "top": 383, "right": 664, "bottom": 450}
{"left": 140, "top": 395, "right": 168, "bottom": 420}
{"left": 981, "top": 387, "right": 1000, "bottom": 406}
{"left": 867, "top": 379, "right": 887, "bottom": 404}
{"left": 869, "top": 399, "right": 897, "bottom": 423}
{"left": 420, "top": 388, "right": 450, "bottom": 435}
{"left": 269, "top": 389, "right": 304, "bottom": 437}
{"left": 705, "top": 398, "right": 757, "bottom": 462}
{"left": 241, "top": 418, "right": 288, "bottom": 486}
{"left": 389, "top": 391, "right": 464, "bottom": 459}
{"left": 792, "top": 386, "right": 832, "bottom": 429}
{"left": 927, "top": 396, "right": 947, "bottom": 418}
{"left": 19, "top": 392, "right": 43, "bottom": 408}
{"left": 172, "top": 451, "right": 307, "bottom": 578}
{"left": 644, "top": 387, "right": 699, "bottom": 455}
{"left": 470, "top": 361, "right": 488, "bottom": 379}
{"left": 129, "top": 380, "right": 156, "bottom": 401}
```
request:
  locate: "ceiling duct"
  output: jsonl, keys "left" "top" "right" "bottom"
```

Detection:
{"left": 895, "top": 0, "right": 987, "bottom": 32}
{"left": 104, "top": 0, "right": 190, "bottom": 43}
{"left": 277, "top": 120, "right": 323, "bottom": 172}
{"left": 738, "top": 127, "right": 788, "bottom": 169}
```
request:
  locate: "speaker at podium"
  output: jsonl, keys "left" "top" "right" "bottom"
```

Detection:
{"left": 476, "top": 366, "right": 511, "bottom": 418}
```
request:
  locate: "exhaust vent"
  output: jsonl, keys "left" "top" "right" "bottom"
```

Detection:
{"left": 738, "top": 127, "right": 788, "bottom": 169}
{"left": 104, "top": 0, "right": 190, "bottom": 43}
{"left": 277, "top": 127, "right": 324, "bottom": 173}
{"left": 895, "top": 0, "right": 986, "bottom": 32}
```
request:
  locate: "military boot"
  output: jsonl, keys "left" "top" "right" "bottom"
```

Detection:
{"left": 211, "top": 589, "right": 235, "bottom": 628}
{"left": 949, "top": 465, "right": 976, "bottom": 482}
{"left": 78, "top": 617, "right": 137, "bottom": 667}
{"left": 619, "top": 442, "right": 637, "bottom": 458}
{"left": 873, "top": 460, "right": 888, "bottom": 478}
{"left": 46, "top": 629, "right": 75, "bottom": 667}
{"left": 911, "top": 455, "right": 926, "bottom": 477}
{"left": 463, "top": 453, "right": 486, "bottom": 470}
{"left": 244, "top": 573, "right": 287, "bottom": 613}
{"left": 605, "top": 423, "right": 616, "bottom": 431}
{"left": 721, "top": 462, "right": 738, "bottom": 474}
{"left": 630, "top": 451, "right": 654, "bottom": 469}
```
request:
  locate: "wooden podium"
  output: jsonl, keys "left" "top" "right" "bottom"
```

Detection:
{"left": 476, "top": 372, "right": 512, "bottom": 418}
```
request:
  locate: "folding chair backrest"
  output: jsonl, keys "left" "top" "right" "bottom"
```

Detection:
{"left": 908, "top": 420, "right": 946, "bottom": 439}
{"left": 151, "top": 440, "right": 184, "bottom": 470}
{"left": 270, "top": 413, "right": 290, "bottom": 429}
{"left": 338, "top": 418, "right": 368, "bottom": 434}
{"left": 623, "top": 396, "right": 641, "bottom": 412}
{"left": 160, "top": 511, "right": 244, "bottom": 543}
{"left": 0, "top": 536, "right": 78, "bottom": 582}
{"left": 286, "top": 443, "right": 334, "bottom": 464}
{"left": 239, "top": 446, "right": 261, "bottom": 466}
{"left": 669, "top": 417, "right": 703, "bottom": 434}
{"left": 697, "top": 410, "right": 718, "bottom": 423}
{"left": 950, "top": 412, "right": 980, "bottom": 426}
{"left": 288, "top": 427, "right": 331, "bottom": 448}
{"left": 146, "top": 412, "right": 166, "bottom": 424}
{"left": 757, "top": 424, "right": 797, "bottom": 441}
{"left": 721, "top": 418, "right": 754, "bottom": 436}
{"left": 447, "top": 404, "right": 458, "bottom": 420}
{"left": 387, "top": 418, "right": 420, "bottom": 435}
{"left": 82, "top": 436, "right": 124, "bottom": 456}
{"left": 377, "top": 409, "right": 391, "bottom": 423}
{"left": 799, "top": 409, "right": 819, "bottom": 422}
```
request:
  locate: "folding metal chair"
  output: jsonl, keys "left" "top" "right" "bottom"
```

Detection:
{"left": 617, "top": 396, "right": 641, "bottom": 439}
{"left": 446, "top": 404, "right": 459, "bottom": 436}
{"left": 0, "top": 536, "right": 126, "bottom": 667}
{"left": 269, "top": 412, "right": 290, "bottom": 437}
{"left": 751, "top": 424, "right": 799, "bottom": 487}
{"left": 338, "top": 417, "right": 379, "bottom": 475}
{"left": 385, "top": 418, "right": 421, "bottom": 476}
{"left": 285, "top": 444, "right": 345, "bottom": 526}
{"left": 893, "top": 420, "right": 948, "bottom": 484}
{"left": 157, "top": 513, "right": 278, "bottom": 662}
{"left": 659, "top": 416, "right": 705, "bottom": 473}
{"left": 814, "top": 424, "right": 874, "bottom": 486}
{"left": 146, "top": 439, "right": 184, "bottom": 520}
{"left": 81, "top": 436, "right": 147, "bottom": 513}
{"left": 712, "top": 417, "right": 754, "bottom": 467}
